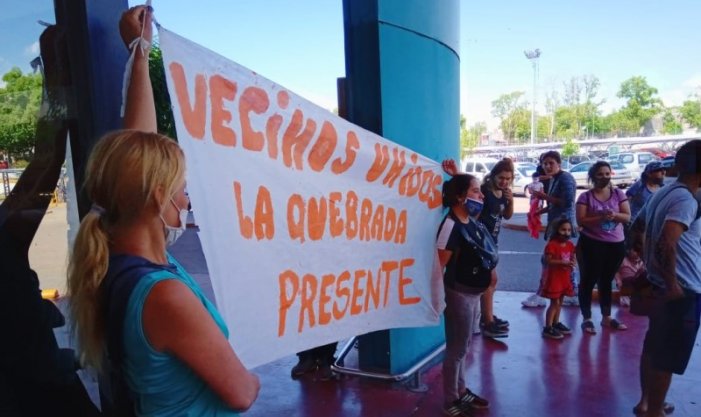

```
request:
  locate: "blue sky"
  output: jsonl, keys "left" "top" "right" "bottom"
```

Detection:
{"left": 3, "top": 1, "right": 700, "bottom": 129}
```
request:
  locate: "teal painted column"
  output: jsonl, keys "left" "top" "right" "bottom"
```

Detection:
{"left": 342, "top": 0, "right": 460, "bottom": 374}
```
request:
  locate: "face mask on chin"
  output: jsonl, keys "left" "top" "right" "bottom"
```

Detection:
{"left": 161, "top": 198, "right": 188, "bottom": 246}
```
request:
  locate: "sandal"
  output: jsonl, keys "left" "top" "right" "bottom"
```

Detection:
{"left": 633, "top": 401, "right": 674, "bottom": 415}
{"left": 581, "top": 320, "right": 597, "bottom": 334}
{"left": 601, "top": 318, "right": 628, "bottom": 330}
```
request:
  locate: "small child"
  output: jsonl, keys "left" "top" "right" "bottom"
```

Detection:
{"left": 539, "top": 218, "right": 576, "bottom": 339}
{"left": 526, "top": 176, "right": 544, "bottom": 239}
{"left": 615, "top": 243, "right": 646, "bottom": 307}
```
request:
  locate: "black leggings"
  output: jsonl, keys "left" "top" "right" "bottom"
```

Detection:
{"left": 576, "top": 233, "right": 626, "bottom": 319}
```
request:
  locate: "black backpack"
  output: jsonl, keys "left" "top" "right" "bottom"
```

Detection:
{"left": 99, "top": 254, "right": 176, "bottom": 417}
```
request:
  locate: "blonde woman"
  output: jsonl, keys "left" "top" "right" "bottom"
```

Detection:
{"left": 67, "top": 6, "right": 259, "bottom": 416}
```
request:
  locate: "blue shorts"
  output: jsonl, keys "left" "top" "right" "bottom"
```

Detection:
{"left": 643, "top": 291, "right": 701, "bottom": 375}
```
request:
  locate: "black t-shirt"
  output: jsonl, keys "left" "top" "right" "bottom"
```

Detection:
{"left": 436, "top": 214, "right": 493, "bottom": 291}
{"left": 478, "top": 185, "right": 507, "bottom": 243}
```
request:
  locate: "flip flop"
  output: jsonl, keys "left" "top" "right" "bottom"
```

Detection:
{"left": 633, "top": 402, "right": 675, "bottom": 415}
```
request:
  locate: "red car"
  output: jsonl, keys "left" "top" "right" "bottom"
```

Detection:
{"left": 638, "top": 147, "right": 671, "bottom": 158}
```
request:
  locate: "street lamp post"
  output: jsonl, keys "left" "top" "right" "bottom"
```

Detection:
{"left": 524, "top": 49, "right": 541, "bottom": 145}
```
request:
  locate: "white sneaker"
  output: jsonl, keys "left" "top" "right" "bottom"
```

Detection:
{"left": 521, "top": 293, "right": 546, "bottom": 307}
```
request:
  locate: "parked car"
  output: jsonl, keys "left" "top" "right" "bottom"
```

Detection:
{"left": 608, "top": 151, "right": 657, "bottom": 181}
{"left": 638, "top": 147, "right": 672, "bottom": 159}
{"left": 560, "top": 154, "right": 591, "bottom": 170}
{"left": 462, "top": 157, "right": 499, "bottom": 181}
{"left": 660, "top": 156, "right": 677, "bottom": 186}
{"left": 568, "top": 160, "right": 633, "bottom": 189}
{"left": 513, "top": 162, "right": 538, "bottom": 196}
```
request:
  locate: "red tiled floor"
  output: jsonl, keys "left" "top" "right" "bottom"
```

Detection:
{"left": 243, "top": 292, "right": 701, "bottom": 417}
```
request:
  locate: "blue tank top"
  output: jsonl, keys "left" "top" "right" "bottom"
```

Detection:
{"left": 121, "top": 255, "right": 238, "bottom": 417}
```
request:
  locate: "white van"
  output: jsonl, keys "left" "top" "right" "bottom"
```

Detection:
{"left": 610, "top": 152, "right": 657, "bottom": 181}
{"left": 462, "top": 157, "right": 499, "bottom": 181}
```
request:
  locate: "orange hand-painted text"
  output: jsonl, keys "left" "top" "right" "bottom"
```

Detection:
{"left": 169, "top": 62, "right": 360, "bottom": 175}
{"left": 233, "top": 181, "right": 408, "bottom": 244}
{"left": 277, "top": 258, "right": 420, "bottom": 337}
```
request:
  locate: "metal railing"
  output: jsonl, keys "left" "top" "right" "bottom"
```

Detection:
{"left": 332, "top": 337, "right": 445, "bottom": 391}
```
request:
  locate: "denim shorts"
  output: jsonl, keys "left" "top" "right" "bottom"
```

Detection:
{"left": 643, "top": 291, "right": 701, "bottom": 375}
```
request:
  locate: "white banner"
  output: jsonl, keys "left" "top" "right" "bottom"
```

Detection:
{"left": 159, "top": 28, "right": 444, "bottom": 368}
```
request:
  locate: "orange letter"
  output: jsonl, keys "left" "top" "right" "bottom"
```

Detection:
{"left": 371, "top": 205, "right": 384, "bottom": 241}
{"left": 240, "top": 86, "right": 269, "bottom": 152}
{"left": 398, "top": 258, "right": 420, "bottom": 305}
{"left": 418, "top": 170, "right": 435, "bottom": 203}
{"left": 427, "top": 174, "right": 443, "bottom": 209}
{"left": 359, "top": 198, "right": 373, "bottom": 241}
{"left": 254, "top": 186, "right": 274, "bottom": 240}
{"left": 308, "top": 121, "right": 337, "bottom": 172}
{"left": 278, "top": 270, "right": 299, "bottom": 337}
{"left": 233, "top": 181, "right": 252, "bottom": 239}
{"left": 265, "top": 114, "right": 282, "bottom": 159}
{"left": 318, "top": 273, "right": 335, "bottom": 325}
{"left": 350, "top": 269, "right": 365, "bottom": 316}
{"left": 381, "top": 260, "right": 399, "bottom": 307}
{"left": 328, "top": 192, "right": 344, "bottom": 237}
{"left": 169, "top": 62, "right": 206, "bottom": 139}
{"left": 382, "top": 147, "right": 406, "bottom": 188}
{"left": 287, "top": 194, "right": 305, "bottom": 242}
{"left": 364, "top": 268, "right": 381, "bottom": 312}
{"left": 394, "top": 210, "right": 407, "bottom": 244}
{"left": 298, "top": 274, "right": 318, "bottom": 332}
{"left": 209, "top": 74, "right": 237, "bottom": 147}
{"left": 331, "top": 130, "right": 360, "bottom": 174}
{"left": 282, "top": 109, "right": 317, "bottom": 170}
{"left": 345, "top": 191, "right": 358, "bottom": 239}
{"left": 307, "top": 196, "right": 327, "bottom": 241}
{"left": 366, "top": 143, "right": 389, "bottom": 182}
{"left": 333, "top": 270, "right": 351, "bottom": 320}
{"left": 383, "top": 208, "right": 397, "bottom": 241}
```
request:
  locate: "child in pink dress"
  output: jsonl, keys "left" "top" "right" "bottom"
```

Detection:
{"left": 539, "top": 218, "right": 576, "bottom": 339}
{"left": 615, "top": 243, "right": 646, "bottom": 307}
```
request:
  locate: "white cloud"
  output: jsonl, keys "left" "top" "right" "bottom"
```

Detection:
{"left": 683, "top": 73, "right": 701, "bottom": 89}
{"left": 24, "top": 41, "right": 40, "bottom": 56}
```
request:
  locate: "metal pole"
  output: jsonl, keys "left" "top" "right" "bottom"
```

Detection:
{"left": 524, "top": 49, "right": 541, "bottom": 145}
{"left": 531, "top": 60, "right": 536, "bottom": 145}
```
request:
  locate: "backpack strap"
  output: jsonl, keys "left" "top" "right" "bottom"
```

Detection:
{"left": 99, "top": 254, "right": 176, "bottom": 417}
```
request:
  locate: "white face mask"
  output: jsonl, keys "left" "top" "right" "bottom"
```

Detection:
{"left": 161, "top": 198, "right": 188, "bottom": 246}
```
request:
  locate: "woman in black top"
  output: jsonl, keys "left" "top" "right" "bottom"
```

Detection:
{"left": 477, "top": 159, "right": 514, "bottom": 337}
{"left": 436, "top": 174, "right": 495, "bottom": 416}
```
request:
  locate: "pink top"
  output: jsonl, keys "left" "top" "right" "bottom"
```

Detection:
{"left": 576, "top": 188, "right": 627, "bottom": 243}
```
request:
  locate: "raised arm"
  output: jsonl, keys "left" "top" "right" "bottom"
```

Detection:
{"left": 119, "top": 6, "right": 156, "bottom": 132}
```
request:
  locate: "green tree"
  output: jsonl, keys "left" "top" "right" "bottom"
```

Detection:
{"left": 536, "top": 115, "right": 552, "bottom": 141}
{"left": 491, "top": 91, "right": 527, "bottom": 142}
{"left": 149, "top": 45, "right": 177, "bottom": 139}
{"left": 680, "top": 98, "right": 701, "bottom": 129}
{"left": 616, "top": 76, "right": 662, "bottom": 135}
{"left": 605, "top": 110, "right": 640, "bottom": 137}
{"left": 561, "top": 137, "right": 580, "bottom": 157}
{"left": 661, "top": 110, "right": 682, "bottom": 134}
{"left": 0, "top": 67, "right": 43, "bottom": 159}
{"left": 460, "top": 115, "right": 486, "bottom": 157}
{"left": 555, "top": 75, "right": 604, "bottom": 139}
